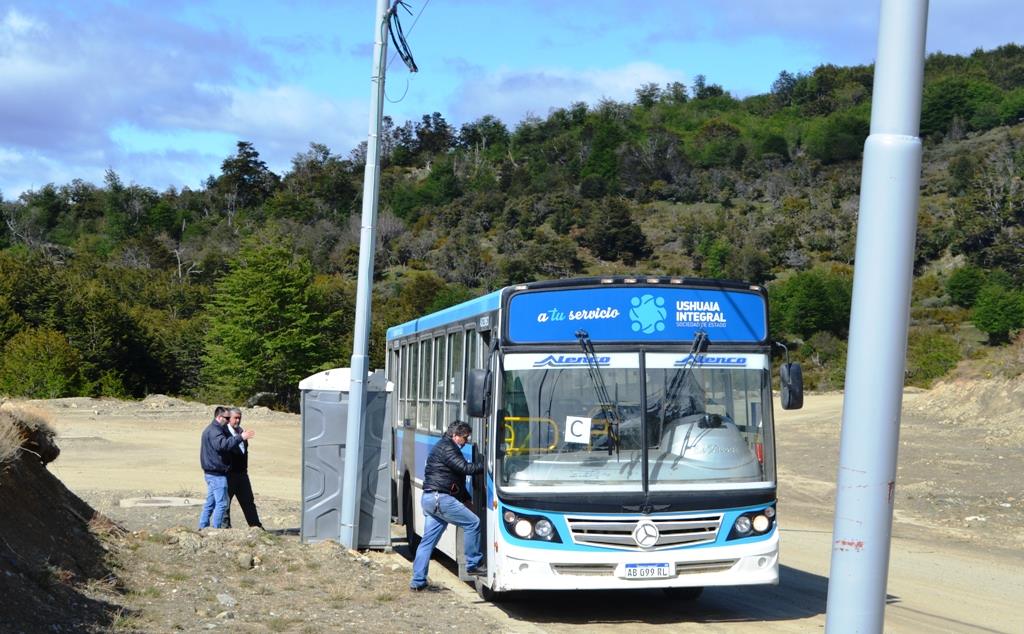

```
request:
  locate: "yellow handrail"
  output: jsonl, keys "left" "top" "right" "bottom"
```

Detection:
{"left": 503, "top": 416, "right": 559, "bottom": 454}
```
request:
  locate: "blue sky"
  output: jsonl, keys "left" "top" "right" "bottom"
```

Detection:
{"left": 1, "top": 0, "right": 1021, "bottom": 198}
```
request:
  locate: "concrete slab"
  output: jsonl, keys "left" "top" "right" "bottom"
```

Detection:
{"left": 119, "top": 496, "right": 201, "bottom": 508}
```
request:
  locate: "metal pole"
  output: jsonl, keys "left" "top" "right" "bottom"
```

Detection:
{"left": 826, "top": 1, "right": 928, "bottom": 631}
{"left": 340, "top": 0, "right": 390, "bottom": 549}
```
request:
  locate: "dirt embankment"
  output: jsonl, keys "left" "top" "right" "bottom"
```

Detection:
{"left": 0, "top": 401, "right": 514, "bottom": 634}
{"left": 0, "top": 408, "right": 123, "bottom": 632}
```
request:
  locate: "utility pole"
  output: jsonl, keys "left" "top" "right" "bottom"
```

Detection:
{"left": 340, "top": 0, "right": 390, "bottom": 550}
{"left": 825, "top": 1, "right": 928, "bottom": 631}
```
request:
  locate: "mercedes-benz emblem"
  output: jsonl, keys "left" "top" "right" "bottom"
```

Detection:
{"left": 632, "top": 520, "right": 660, "bottom": 548}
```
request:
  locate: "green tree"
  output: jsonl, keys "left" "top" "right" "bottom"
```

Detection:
{"left": 946, "top": 265, "right": 988, "bottom": 307}
{"left": 905, "top": 330, "right": 960, "bottom": 387}
{"left": 0, "top": 327, "right": 81, "bottom": 398}
{"left": 583, "top": 198, "right": 650, "bottom": 265}
{"left": 972, "top": 283, "right": 1024, "bottom": 344}
{"left": 804, "top": 111, "right": 869, "bottom": 163}
{"left": 458, "top": 115, "right": 510, "bottom": 152}
{"left": 201, "top": 233, "right": 327, "bottom": 408}
{"left": 216, "top": 141, "right": 281, "bottom": 210}
{"left": 770, "top": 267, "right": 853, "bottom": 339}
{"left": 691, "top": 118, "right": 744, "bottom": 168}
{"left": 921, "top": 76, "right": 1004, "bottom": 138}
{"left": 415, "top": 112, "right": 456, "bottom": 155}
{"left": 634, "top": 83, "right": 662, "bottom": 108}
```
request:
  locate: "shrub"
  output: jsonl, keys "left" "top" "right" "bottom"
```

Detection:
{"left": 972, "top": 283, "right": 1024, "bottom": 344}
{"left": 905, "top": 330, "right": 961, "bottom": 387}
{"left": 802, "top": 331, "right": 847, "bottom": 390}
{"left": 946, "top": 265, "right": 988, "bottom": 307}
{"left": 803, "top": 111, "right": 869, "bottom": 163}
{"left": 769, "top": 266, "right": 853, "bottom": 339}
{"left": 0, "top": 327, "right": 81, "bottom": 398}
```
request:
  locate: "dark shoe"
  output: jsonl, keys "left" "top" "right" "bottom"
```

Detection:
{"left": 467, "top": 565, "right": 487, "bottom": 576}
{"left": 409, "top": 583, "right": 439, "bottom": 592}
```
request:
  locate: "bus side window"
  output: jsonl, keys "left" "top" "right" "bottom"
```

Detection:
{"left": 409, "top": 340, "right": 419, "bottom": 429}
{"left": 388, "top": 347, "right": 399, "bottom": 425}
{"left": 464, "top": 329, "right": 481, "bottom": 429}
{"left": 433, "top": 334, "right": 446, "bottom": 432}
{"left": 419, "top": 338, "right": 432, "bottom": 430}
{"left": 447, "top": 331, "right": 463, "bottom": 425}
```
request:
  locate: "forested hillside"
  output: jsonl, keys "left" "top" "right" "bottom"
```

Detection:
{"left": 3, "top": 45, "right": 1024, "bottom": 409}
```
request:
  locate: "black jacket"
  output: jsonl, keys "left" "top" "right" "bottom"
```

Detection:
{"left": 422, "top": 435, "right": 483, "bottom": 499}
{"left": 200, "top": 420, "right": 243, "bottom": 475}
{"left": 227, "top": 426, "right": 249, "bottom": 474}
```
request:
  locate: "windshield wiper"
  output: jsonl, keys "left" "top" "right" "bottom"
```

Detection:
{"left": 663, "top": 330, "right": 710, "bottom": 418}
{"left": 575, "top": 329, "right": 622, "bottom": 457}
{"left": 663, "top": 330, "right": 710, "bottom": 461}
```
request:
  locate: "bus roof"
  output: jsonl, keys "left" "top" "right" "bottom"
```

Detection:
{"left": 385, "top": 277, "right": 768, "bottom": 343}
{"left": 386, "top": 288, "right": 502, "bottom": 341}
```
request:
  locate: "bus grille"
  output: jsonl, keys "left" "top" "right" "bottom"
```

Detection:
{"left": 675, "top": 559, "right": 736, "bottom": 574}
{"left": 565, "top": 514, "right": 722, "bottom": 550}
{"left": 550, "top": 559, "right": 737, "bottom": 577}
{"left": 551, "top": 563, "right": 617, "bottom": 576}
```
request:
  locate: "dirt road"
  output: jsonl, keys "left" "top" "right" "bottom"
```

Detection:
{"left": 19, "top": 389, "right": 1024, "bottom": 632}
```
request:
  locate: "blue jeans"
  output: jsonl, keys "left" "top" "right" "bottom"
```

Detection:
{"left": 198, "top": 473, "right": 228, "bottom": 529}
{"left": 410, "top": 491, "right": 482, "bottom": 588}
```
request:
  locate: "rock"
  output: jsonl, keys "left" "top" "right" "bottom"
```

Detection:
{"left": 177, "top": 533, "right": 204, "bottom": 553}
{"left": 216, "top": 593, "right": 236, "bottom": 607}
{"left": 236, "top": 552, "right": 254, "bottom": 569}
{"left": 215, "top": 610, "right": 234, "bottom": 619}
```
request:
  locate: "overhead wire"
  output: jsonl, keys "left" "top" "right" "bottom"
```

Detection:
{"left": 387, "top": 0, "right": 421, "bottom": 73}
{"left": 382, "top": 0, "right": 426, "bottom": 104}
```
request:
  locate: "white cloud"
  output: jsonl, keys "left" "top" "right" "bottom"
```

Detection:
{"left": 448, "top": 61, "right": 684, "bottom": 126}
{"left": 1, "top": 7, "right": 40, "bottom": 35}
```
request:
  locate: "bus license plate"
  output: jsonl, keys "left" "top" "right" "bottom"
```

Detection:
{"left": 621, "top": 563, "right": 672, "bottom": 579}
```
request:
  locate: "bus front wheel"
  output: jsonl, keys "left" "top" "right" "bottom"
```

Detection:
{"left": 662, "top": 586, "right": 704, "bottom": 601}
{"left": 475, "top": 577, "right": 508, "bottom": 603}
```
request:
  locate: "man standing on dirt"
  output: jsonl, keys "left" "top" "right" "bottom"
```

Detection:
{"left": 410, "top": 420, "right": 485, "bottom": 591}
{"left": 198, "top": 406, "right": 253, "bottom": 529}
{"left": 223, "top": 407, "right": 263, "bottom": 530}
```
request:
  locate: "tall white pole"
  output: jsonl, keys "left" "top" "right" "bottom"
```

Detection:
{"left": 826, "top": 1, "right": 928, "bottom": 631}
{"left": 340, "top": 0, "right": 390, "bottom": 549}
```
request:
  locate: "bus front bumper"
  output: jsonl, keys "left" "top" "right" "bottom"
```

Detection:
{"left": 487, "top": 531, "right": 779, "bottom": 592}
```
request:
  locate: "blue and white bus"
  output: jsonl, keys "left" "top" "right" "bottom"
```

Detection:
{"left": 387, "top": 276, "right": 802, "bottom": 600}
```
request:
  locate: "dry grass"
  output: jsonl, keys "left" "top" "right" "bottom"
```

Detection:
{"left": 0, "top": 413, "right": 20, "bottom": 465}
{"left": 0, "top": 406, "right": 56, "bottom": 467}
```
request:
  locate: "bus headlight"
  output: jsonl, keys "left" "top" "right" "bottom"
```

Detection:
{"left": 513, "top": 518, "right": 533, "bottom": 538}
{"left": 501, "top": 507, "right": 563, "bottom": 543}
{"left": 534, "top": 519, "right": 554, "bottom": 540}
{"left": 734, "top": 515, "right": 752, "bottom": 536}
{"left": 727, "top": 507, "right": 776, "bottom": 540}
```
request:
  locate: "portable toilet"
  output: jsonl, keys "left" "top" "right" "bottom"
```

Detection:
{"left": 299, "top": 368, "right": 392, "bottom": 549}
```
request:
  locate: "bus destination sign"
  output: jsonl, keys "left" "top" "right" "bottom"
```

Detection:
{"left": 506, "top": 287, "right": 767, "bottom": 344}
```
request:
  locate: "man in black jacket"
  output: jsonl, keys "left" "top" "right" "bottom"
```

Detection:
{"left": 409, "top": 420, "right": 484, "bottom": 591}
{"left": 197, "top": 406, "right": 253, "bottom": 529}
{"left": 223, "top": 407, "right": 263, "bottom": 529}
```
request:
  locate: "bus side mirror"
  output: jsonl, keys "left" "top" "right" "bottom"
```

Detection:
{"left": 780, "top": 363, "right": 804, "bottom": 410}
{"left": 466, "top": 369, "right": 491, "bottom": 418}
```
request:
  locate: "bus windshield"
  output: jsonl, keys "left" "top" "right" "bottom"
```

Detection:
{"left": 498, "top": 352, "right": 773, "bottom": 491}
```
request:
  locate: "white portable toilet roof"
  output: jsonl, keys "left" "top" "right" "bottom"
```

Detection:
{"left": 298, "top": 368, "right": 394, "bottom": 392}
{"left": 299, "top": 368, "right": 354, "bottom": 392}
